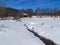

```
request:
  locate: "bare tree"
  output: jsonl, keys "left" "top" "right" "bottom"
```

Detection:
{"left": 26, "top": 9, "right": 33, "bottom": 18}
{"left": 35, "top": 7, "right": 41, "bottom": 17}
{"left": 0, "top": 2, "right": 6, "bottom": 19}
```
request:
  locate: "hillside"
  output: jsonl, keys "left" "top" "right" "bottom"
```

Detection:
{"left": 0, "top": 17, "right": 60, "bottom": 45}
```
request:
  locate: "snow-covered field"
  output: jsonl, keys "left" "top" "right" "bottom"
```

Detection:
{"left": 0, "top": 16, "right": 60, "bottom": 45}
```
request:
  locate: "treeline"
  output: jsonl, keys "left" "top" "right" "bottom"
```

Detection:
{"left": 0, "top": 7, "right": 60, "bottom": 20}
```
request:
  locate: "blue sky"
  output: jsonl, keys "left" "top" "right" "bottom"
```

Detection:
{"left": 0, "top": 0, "right": 60, "bottom": 10}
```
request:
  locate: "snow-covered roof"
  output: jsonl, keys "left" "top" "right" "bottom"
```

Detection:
{"left": 22, "top": 13, "right": 27, "bottom": 15}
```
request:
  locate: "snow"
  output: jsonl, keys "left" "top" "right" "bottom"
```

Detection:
{"left": 0, "top": 16, "right": 60, "bottom": 45}
{"left": 0, "top": 20, "right": 45, "bottom": 45}
{"left": 21, "top": 17, "right": 60, "bottom": 45}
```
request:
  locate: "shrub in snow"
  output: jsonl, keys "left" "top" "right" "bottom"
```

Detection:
{"left": 51, "top": 26, "right": 54, "bottom": 29}
{"left": 24, "top": 24, "right": 34, "bottom": 31}
{"left": 0, "top": 24, "right": 8, "bottom": 31}
{"left": 1, "top": 24, "right": 6, "bottom": 28}
{"left": 41, "top": 23, "right": 44, "bottom": 25}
